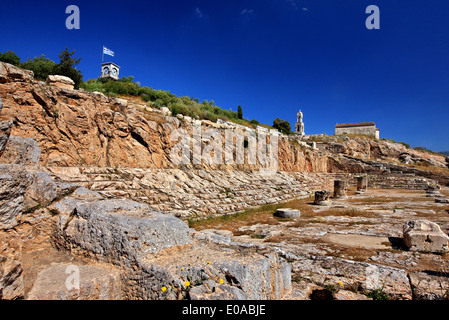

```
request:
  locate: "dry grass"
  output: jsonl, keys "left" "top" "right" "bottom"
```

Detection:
{"left": 187, "top": 198, "right": 315, "bottom": 232}
{"left": 188, "top": 196, "right": 377, "bottom": 233}
{"left": 406, "top": 162, "right": 449, "bottom": 175}
{"left": 119, "top": 94, "right": 150, "bottom": 106}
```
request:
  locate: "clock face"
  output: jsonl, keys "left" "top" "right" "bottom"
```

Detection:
{"left": 103, "top": 67, "right": 110, "bottom": 75}
{"left": 112, "top": 68, "right": 118, "bottom": 76}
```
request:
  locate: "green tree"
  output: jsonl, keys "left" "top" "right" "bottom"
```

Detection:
{"left": 21, "top": 55, "right": 57, "bottom": 80}
{"left": 272, "top": 118, "right": 291, "bottom": 135}
{"left": 249, "top": 119, "right": 259, "bottom": 126}
{"left": 52, "top": 47, "right": 83, "bottom": 88}
{"left": 237, "top": 105, "right": 243, "bottom": 119}
{"left": 0, "top": 51, "right": 21, "bottom": 66}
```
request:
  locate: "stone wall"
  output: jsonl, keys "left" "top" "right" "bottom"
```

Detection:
{"left": 335, "top": 125, "right": 379, "bottom": 139}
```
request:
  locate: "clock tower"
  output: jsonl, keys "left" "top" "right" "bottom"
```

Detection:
{"left": 101, "top": 62, "right": 120, "bottom": 80}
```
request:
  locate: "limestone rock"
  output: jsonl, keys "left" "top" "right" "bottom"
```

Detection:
{"left": 27, "top": 263, "right": 123, "bottom": 300}
{"left": 0, "top": 119, "right": 12, "bottom": 157}
{"left": 399, "top": 153, "right": 412, "bottom": 164}
{"left": 54, "top": 198, "right": 191, "bottom": 266}
{"left": 0, "top": 136, "right": 41, "bottom": 168}
{"left": 46, "top": 75, "right": 75, "bottom": 90}
{"left": 161, "top": 107, "right": 171, "bottom": 116}
{"left": 409, "top": 271, "right": 449, "bottom": 300}
{"left": 212, "top": 253, "right": 291, "bottom": 300}
{"left": 0, "top": 230, "right": 23, "bottom": 299}
{"left": 0, "top": 165, "right": 32, "bottom": 229}
{"left": 0, "top": 62, "right": 34, "bottom": 83}
{"left": 23, "top": 171, "right": 58, "bottom": 208}
{"left": 291, "top": 256, "right": 412, "bottom": 300}
{"left": 274, "top": 208, "right": 301, "bottom": 218}
{"left": 403, "top": 220, "right": 449, "bottom": 253}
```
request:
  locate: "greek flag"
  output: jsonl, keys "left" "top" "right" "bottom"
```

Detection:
{"left": 103, "top": 46, "right": 114, "bottom": 57}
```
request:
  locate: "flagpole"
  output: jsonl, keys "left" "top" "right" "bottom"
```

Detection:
{"left": 102, "top": 45, "right": 104, "bottom": 63}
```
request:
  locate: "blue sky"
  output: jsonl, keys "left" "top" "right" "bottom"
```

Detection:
{"left": 1, "top": 0, "right": 448, "bottom": 151}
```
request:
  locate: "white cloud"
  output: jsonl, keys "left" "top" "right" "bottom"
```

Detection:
{"left": 194, "top": 8, "right": 203, "bottom": 18}
{"left": 240, "top": 9, "right": 254, "bottom": 15}
{"left": 302, "top": 7, "right": 309, "bottom": 11}
{"left": 286, "top": 0, "right": 298, "bottom": 10}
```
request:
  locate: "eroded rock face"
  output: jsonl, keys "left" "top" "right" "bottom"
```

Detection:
{"left": 403, "top": 220, "right": 449, "bottom": 253}
{"left": 0, "top": 165, "right": 32, "bottom": 229}
{"left": 0, "top": 62, "right": 34, "bottom": 83}
{"left": 46, "top": 75, "right": 75, "bottom": 90}
{"left": 0, "top": 230, "right": 23, "bottom": 299}
{"left": 27, "top": 263, "right": 122, "bottom": 300}
{"left": 53, "top": 197, "right": 192, "bottom": 266}
{"left": 0, "top": 136, "right": 41, "bottom": 168}
{"left": 409, "top": 271, "right": 449, "bottom": 300}
{"left": 0, "top": 62, "right": 329, "bottom": 172}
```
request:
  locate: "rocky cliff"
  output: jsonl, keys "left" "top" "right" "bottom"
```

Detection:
{"left": 1, "top": 62, "right": 448, "bottom": 300}
{"left": 0, "top": 61, "right": 328, "bottom": 172}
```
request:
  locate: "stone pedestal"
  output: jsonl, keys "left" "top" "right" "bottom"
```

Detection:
{"left": 274, "top": 208, "right": 301, "bottom": 218}
{"left": 333, "top": 180, "right": 347, "bottom": 199}
{"left": 314, "top": 191, "right": 331, "bottom": 206}
{"left": 356, "top": 176, "right": 367, "bottom": 193}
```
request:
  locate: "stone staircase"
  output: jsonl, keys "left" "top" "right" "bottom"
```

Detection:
{"left": 43, "top": 167, "right": 434, "bottom": 218}
{"left": 366, "top": 172, "right": 430, "bottom": 190}
{"left": 44, "top": 167, "right": 334, "bottom": 217}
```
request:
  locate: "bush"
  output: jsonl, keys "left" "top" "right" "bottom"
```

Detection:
{"left": 170, "top": 103, "right": 190, "bottom": 116}
{"left": 103, "top": 80, "right": 139, "bottom": 95}
{"left": 79, "top": 73, "right": 268, "bottom": 128}
{"left": 272, "top": 118, "right": 292, "bottom": 135}
{"left": 201, "top": 110, "right": 217, "bottom": 122}
{"left": 21, "top": 55, "right": 57, "bottom": 80}
{"left": 80, "top": 79, "right": 106, "bottom": 93}
{"left": 398, "top": 141, "right": 410, "bottom": 149}
{"left": 0, "top": 51, "right": 21, "bottom": 65}
{"left": 250, "top": 119, "right": 259, "bottom": 126}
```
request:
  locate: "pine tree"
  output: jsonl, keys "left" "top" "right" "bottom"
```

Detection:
{"left": 52, "top": 47, "right": 83, "bottom": 88}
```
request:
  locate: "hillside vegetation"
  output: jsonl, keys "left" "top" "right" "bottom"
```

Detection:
{"left": 80, "top": 76, "right": 266, "bottom": 128}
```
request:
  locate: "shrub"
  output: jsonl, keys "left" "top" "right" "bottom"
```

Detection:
{"left": 398, "top": 141, "right": 410, "bottom": 149}
{"left": 21, "top": 55, "right": 57, "bottom": 81}
{"left": 170, "top": 103, "right": 190, "bottom": 116}
{"left": 0, "top": 51, "right": 21, "bottom": 65}
{"left": 250, "top": 119, "right": 259, "bottom": 126}
{"left": 201, "top": 110, "right": 217, "bottom": 122}
{"left": 272, "top": 118, "right": 292, "bottom": 135}
{"left": 80, "top": 79, "right": 106, "bottom": 93}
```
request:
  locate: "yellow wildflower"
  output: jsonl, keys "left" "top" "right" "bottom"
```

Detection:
{"left": 219, "top": 278, "right": 224, "bottom": 284}
{"left": 181, "top": 267, "right": 184, "bottom": 271}
{"left": 338, "top": 281, "right": 344, "bottom": 287}
{"left": 207, "top": 261, "right": 211, "bottom": 264}
{"left": 185, "top": 281, "right": 190, "bottom": 287}
{"left": 161, "top": 286, "right": 167, "bottom": 292}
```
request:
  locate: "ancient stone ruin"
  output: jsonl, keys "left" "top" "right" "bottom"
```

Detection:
{"left": 0, "top": 62, "right": 448, "bottom": 301}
